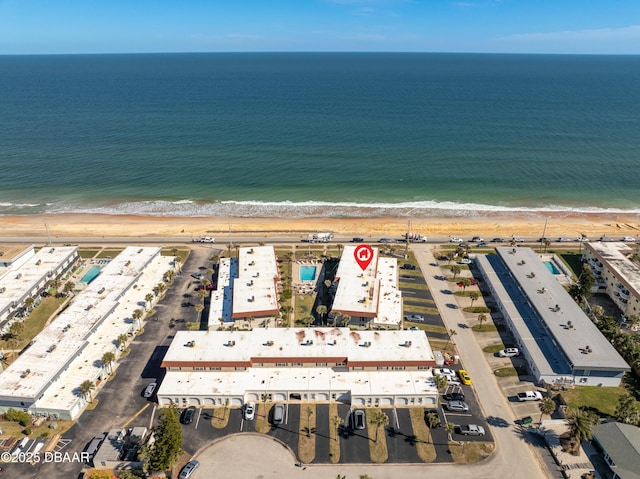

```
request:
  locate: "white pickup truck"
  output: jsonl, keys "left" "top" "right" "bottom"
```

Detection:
{"left": 192, "top": 237, "right": 215, "bottom": 243}
{"left": 517, "top": 391, "right": 543, "bottom": 402}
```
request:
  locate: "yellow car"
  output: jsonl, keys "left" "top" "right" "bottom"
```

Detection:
{"left": 458, "top": 369, "right": 472, "bottom": 385}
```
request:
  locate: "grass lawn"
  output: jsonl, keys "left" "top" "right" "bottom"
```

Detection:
{"left": 96, "top": 249, "right": 124, "bottom": 259}
{"left": 0, "top": 295, "right": 67, "bottom": 351}
{"left": 560, "top": 386, "right": 632, "bottom": 418}
{"left": 419, "top": 324, "right": 448, "bottom": 335}
{"left": 464, "top": 306, "right": 492, "bottom": 314}
{"left": 298, "top": 404, "right": 316, "bottom": 464}
{"left": 404, "top": 306, "right": 439, "bottom": 316}
{"left": 328, "top": 403, "right": 341, "bottom": 463}
{"left": 483, "top": 344, "right": 506, "bottom": 354}
{"left": 494, "top": 366, "right": 527, "bottom": 377}
{"left": 399, "top": 281, "right": 428, "bottom": 291}
{"left": 559, "top": 252, "right": 583, "bottom": 277}
{"left": 210, "top": 406, "right": 231, "bottom": 429}
{"left": 409, "top": 408, "right": 437, "bottom": 462}
{"left": 161, "top": 247, "right": 190, "bottom": 264}
{"left": 0, "top": 419, "right": 74, "bottom": 438}
{"left": 294, "top": 294, "right": 315, "bottom": 322}
{"left": 428, "top": 338, "right": 458, "bottom": 356}
{"left": 78, "top": 249, "right": 100, "bottom": 259}
{"left": 255, "top": 403, "right": 273, "bottom": 434}
{"left": 366, "top": 408, "right": 389, "bottom": 463}
{"left": 471, "top": 324, "right": 498, "bottom": 332}
{"left": 448, "top": 441, "right": 494, "bottom": 463}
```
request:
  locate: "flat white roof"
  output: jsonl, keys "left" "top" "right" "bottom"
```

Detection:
{"left": 158, "top": 368, "right": 438, "bottom": 399}
{"left": 33, "top": 250, "right": 173, "bottom": 413}
{"left": 333, "top": 245, "right": 380, "bottom": 317}
{"left": 0, "top": 247, "right": 162, "bottom": 403}
{"left": 208, "top": 257, "right": 236, "bottom": 325}
{"left": 162, "top": 328, "right": 433, "bottom": 365}
{"left": 494, "top": 247, "right": 628, "bottom": 372}
{"left": 372, "top": 257, "right": 402, "bottom": 327}
{"left": 0, "top": 246, "right": 77, "bottom": 318}
{"left": 586, "top": 242, "right": 640, "bottom": 300}
{"left": 232, "top": 246, "right": 279, "bottom": 317}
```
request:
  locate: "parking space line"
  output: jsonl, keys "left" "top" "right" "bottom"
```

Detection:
{"left": 121, "top": 403, "right": 150, "bottom": 429}
{"left": 194, "top": 407, "right": 203, "bottom": 429}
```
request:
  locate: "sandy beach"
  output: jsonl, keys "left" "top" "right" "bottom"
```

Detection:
{"left": 0, "top": 213, "right": 639, "bottom": 241}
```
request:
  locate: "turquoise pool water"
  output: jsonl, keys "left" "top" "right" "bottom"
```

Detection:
{"left": 299, "top": 265, "right": 317, "bottom": 281}
{"left": 80, "top": 266, "right": 101, "bottom": 283}
{"left": 543, "top": 261, "right": 561, "bottom": 275}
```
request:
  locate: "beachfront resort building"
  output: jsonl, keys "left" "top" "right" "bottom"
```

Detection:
{"left": 582, "top": 242, "right": 640, "bottom": 320}
{"left": 331, "top": 245, "right": 403, "bottom": 329}
{"left": 208, "top": 245, "right": 280, "bottom": 327}
{"left": 156, "top": 327, "right": 438, "bottom": 408}
{"left": 0, "top": 245, "right": 78, "bottom": 326}
{"left": 0, "top": 246, "right": 174, "bottom": 420}
{"left": 476, "top": 247, "right": 629, "bottom": 387}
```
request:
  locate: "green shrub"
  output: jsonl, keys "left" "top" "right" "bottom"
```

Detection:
{"left": 23, "top": 427, "right": 32, "bottom": 435}
{"left": 5, "top": 408, "right": 31, "bottom": 426}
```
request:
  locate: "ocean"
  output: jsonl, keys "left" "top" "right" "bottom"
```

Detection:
{"left": 1, "top": 52, "right": 639, "bottom": 218}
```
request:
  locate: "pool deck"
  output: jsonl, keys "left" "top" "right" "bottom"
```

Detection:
{"left": 291, "top": 260, "right": 322, "bottom": 295}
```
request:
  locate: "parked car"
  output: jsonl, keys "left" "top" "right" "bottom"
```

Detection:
{"left": 272, "top": 403, "right": 285, "bottom": 425}
{"left": 433, "top": 368, "right": 455, "bottom": 377}
{"left": 498, "top": 347, "right": 520, "bottom": 357}
{"left": 351, "top": 409, "right": 366, "bottom": 430}
{"left": 405, "top": 314, "right": 425, "bottom": 322}
{"left": 459, "top": 258, "right": 472, "bottom": 265}
{"left": 457, "top": 370, "right": 472, "bottom": 385}
{"left": 181, "top": 406, "right": 196, "bottom": 424}
{"left": 457, "top": 279, "right": 479, "bottom": 287}
{"left": 143, "top": 382, "right": 157, "bottom": 398}
{"left": 407, "top": 326, "right": 420, "bottom": 331}
{"left": 517, "top": 391, "right": 543, "bottom": 401}
{"left": 445, "top": 400, "right": 469, "bottom": 412}
{"left": 458, "top": 424, "right": 485, "bottom": 436}
{"left": 243, "top": 402, "right": 256, "bottom": 420}
{"left": 190, "top": 272, "right": 204, "bottom": 280}
{"left": 444, "top": 386, "right": 465, "bottom": 401}
{"left": 401, "top": 263, "right": 417, "bottom": 270}
{"left": 179, "top": 460, "right": 200, "bottom": 479}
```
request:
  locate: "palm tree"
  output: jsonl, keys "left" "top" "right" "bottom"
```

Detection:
{"left": 63, "top": 281, "right": 75, "bottom": 295}
{"left": 579, "top": 233, "right": 587, "bottom": 253}
{"left": 538, "top": 397, "right": 555, "bottom": 424}
{"left": 459, "top": 278, "right": 471, "bottom": 292}
{"left": 566, "top": 408, "right": 595, "bottom": 444}
{"left": 426, "top": 412, "right": 440, "bottom": 443}
{"left": 445, "top": 422, "right": 456, "bottom": 441}
{"left": 102, "top": 351, "right": 116, "bottom": 374}
{"left": 132, "top": 309, "right": 144, "bottom": 329}
{"left": 469, "top": 291, "right": 480, "bottom": 307}
{"left": 450, "top": 265, "right": 461, "bottom": 279}
{"left": 303, "top": 316, "right": 315, "bottom": 328}
{"left": 194, "top": 304, "right": 205, "bottom": 323}
{"left": 614, "top": 393, "right": 640, "bottom": 425}
{"left": 197, "top": 288, "right": 208, "bottom": 302}
{"left": 24, "top": 296, "right": 35, "bottom": 311}
{"left": 337, "top": 243, "right": 344, "bottom": 256}
{"left": 445, "top": 328, "right": 457, "bottom": 349}
{"left": 543, "top": 239, "right": 551, "bottom": 254}
{"left": 52, "top": 278, "right": 62, "bottom": 295}
{"left": 154, "top": 282, "right": 167, "bottom": 297}
{"left": 369, "top": 410, "right": 389, "bottom": 443}
{"left": 446, "top": 251, "right": 456, "bottom": 265}
{"left": 434, "top": 374, "right": 448, "bottom": 391}
{"left": 306, "top": 406, "right": 314, "bottom": 437}
{"left": 117, "top": 333, "right": 128, "bottom": 351}
{"left": 477, "top": 313, "right": 487, "bottom": 328}
{"left": 144, "top": 293, "right": 154, "bottom": 311}
{"left": 341, "top": 314, "right": 351, "bottom": 328}
{"left": 332, "top": 415, "right": 342, "bottom": 441}
{"left": 316, "top": 305, "right": 328, "bottom": 325}
{"left": 9, "top": 321, "right": 24, "bottom": 339}
{"left": 80, "top": 380, "right": 95, "bottom": 403}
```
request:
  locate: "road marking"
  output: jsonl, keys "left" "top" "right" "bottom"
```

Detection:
{"left": 121, "top": 403, "right": 151, "bottom": 429}
{"left": 194, "top": 407, "right": 203, "bottom": 429}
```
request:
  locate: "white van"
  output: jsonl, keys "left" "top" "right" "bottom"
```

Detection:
{"left": 272, "top": 404, "right": 285, "bottom": 425}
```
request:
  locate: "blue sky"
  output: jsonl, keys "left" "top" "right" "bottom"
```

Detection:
{"left": 1, "top": 0, "right": 639, "bottom": 54}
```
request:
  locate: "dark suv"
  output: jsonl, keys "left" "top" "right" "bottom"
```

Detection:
{"left": 443, "top": 385, "right": 465, "bottom": 401}
{"left": 181, "top": 406, "right": 196, "bottom": 424}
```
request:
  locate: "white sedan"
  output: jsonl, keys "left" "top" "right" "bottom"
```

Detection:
{"left": 433, "top": 368, "right": 455, "bottom": 377}
{"left": 450, "top": 237, "right": 463, "bottom": 243}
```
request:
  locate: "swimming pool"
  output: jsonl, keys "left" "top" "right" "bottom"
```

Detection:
{"left": 543, "top": 261, "right": 561, "bottom": 275}
{"left": 80, "top": 266, "right": 101, "bottom": 284}
{"left": 299, "top": 265, "right": 317, "bottom": 281}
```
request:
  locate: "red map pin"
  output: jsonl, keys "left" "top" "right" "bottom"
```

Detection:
{"left": 354, "top": 244, "right": 374, "bottom": 271}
